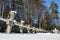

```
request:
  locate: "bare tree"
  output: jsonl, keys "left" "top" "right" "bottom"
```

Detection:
{"left": 1, "top": 0, "right": 6, "bottom": 17}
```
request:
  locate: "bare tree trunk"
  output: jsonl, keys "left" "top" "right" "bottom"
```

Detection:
{"left": 1, "top": 4, "right": 4, "bottom": 17}
{"left": 24, "top": 0, "right": 26, "bottom": 20}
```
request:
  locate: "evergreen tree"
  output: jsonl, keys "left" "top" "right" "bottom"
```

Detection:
{"left": 49, "top": 0, "right": 58, "bottom": 19}
{"left": 41, "top": 10, "right": 51, "bottom": 30}
{"left": 35, "top": 0, "right": 46, "bottom": 28}
{"left": 49, "top": 0, "right": 58, "bottom": 27}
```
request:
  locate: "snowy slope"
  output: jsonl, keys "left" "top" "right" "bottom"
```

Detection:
{"left": 0, "top": 33, "right": 60, "bottom": 40}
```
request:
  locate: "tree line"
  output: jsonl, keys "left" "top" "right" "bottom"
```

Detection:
{"left": 0, "top": 0, "right": 59, "bottom": 32}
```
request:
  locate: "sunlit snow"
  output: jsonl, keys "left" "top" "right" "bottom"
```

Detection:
{"left": 0, "top": 33, "right": 60, "bottom": 40}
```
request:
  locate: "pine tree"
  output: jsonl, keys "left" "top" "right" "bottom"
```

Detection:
{"left": 35, "top": 0, "right": 46, "bottom": 28}
{"left": 41, "top": 10, "right": 50, "bottom": 30}
{"left": 49, "top": 0, "right": 58, "bottom": 27}
{"left": 49, "top": 0, "right": 58, "bottom": 19}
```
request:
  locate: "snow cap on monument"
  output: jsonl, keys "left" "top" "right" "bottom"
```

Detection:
{"left": 10, "top": 11, "right": 17, "bottom": 14}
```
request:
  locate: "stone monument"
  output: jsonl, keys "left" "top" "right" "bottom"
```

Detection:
{"left": 6, "top": 11, "right": 17, "bottom": 34}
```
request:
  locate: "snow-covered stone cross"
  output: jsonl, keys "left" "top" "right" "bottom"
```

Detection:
{"left": 6, "top": 11, "right": 17, "bottom": 34}
{"left": 53, "top": 28, "right": 59, "bottom": 34}
{"left": 19, "top": 20, "right": 25, "bottom": 33}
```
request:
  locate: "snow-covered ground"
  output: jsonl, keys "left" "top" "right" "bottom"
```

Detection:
{"left": 0, "top": 33, "right": 60, "bottom": 40}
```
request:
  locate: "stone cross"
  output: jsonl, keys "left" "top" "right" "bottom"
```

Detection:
{"left": 27, "top": 25, "right": 30, "bottom": 33}
{"left": 19, "top": 20, "right": 25, "bottom": 33}
{"left": 53, "top": 28, "right": 58, "bottom": 34}
{"left": 6, "top": 11, "right": 17, "bottom": 34}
